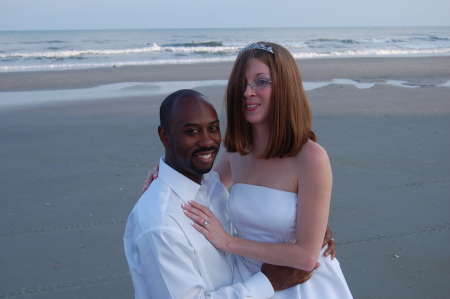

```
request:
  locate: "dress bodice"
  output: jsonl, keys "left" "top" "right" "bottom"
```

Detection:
{"left": 227, "top": 183, "right": 298, "bottom": 274}
{"left": 226, "top": 183, "right": 353, "bottom": 298}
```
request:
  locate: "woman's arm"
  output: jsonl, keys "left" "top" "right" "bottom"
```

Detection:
{"left": 142, "top": 165, "right": 159, "bottom": 193}
{"left": 292, "top": 142, "right": 332, "bottom": 270}
{"left": 185, "top": 142, "right": 332, "bottom": 271}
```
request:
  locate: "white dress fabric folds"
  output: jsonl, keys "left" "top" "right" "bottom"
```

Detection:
{"left": 227, "top": 183, "right": 353, "bottom": 299}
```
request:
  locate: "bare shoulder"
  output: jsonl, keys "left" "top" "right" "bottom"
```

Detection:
{"left": 214, "top": 150, "right": 243, "bottom": 188}
{"left": 278, "top": 141, "right": 331, "bottom": 188}
{"left": 294, "top": 141, "right": 332, "bottom": 193}
{"left": 294, "top": 140, "right": 330, "bottom": 170}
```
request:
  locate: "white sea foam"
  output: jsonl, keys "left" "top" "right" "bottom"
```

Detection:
{"left": 0, "top": 27, "right": 449, "bottom": 72}
{"left": 0, "top": 57, "right": 237, "bottom": 72}
{"left": 2, "top": 46, "right": 447, "bottom": 61}
{"left": 0, "top": 44, "right": 163, "bottom": 59}
{"left": 0, "top": 45, "right": 241, "bottom": 60}
{"left": 291, "top": 48, "right": 450, "bottom": 59}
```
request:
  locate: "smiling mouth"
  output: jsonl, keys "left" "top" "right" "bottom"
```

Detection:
{"left": 193, "top": 148, "right": 217, "bottom": 163}
{"left": 197, "top": 153, "right": 213, "bottom": 159}
{"left": 194, "top": 152, "right": 215, "bottom": 165}
{"left": 245, "top": 104, "right": 261, "bottom": 111}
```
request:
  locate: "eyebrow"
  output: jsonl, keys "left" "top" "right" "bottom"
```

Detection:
{"left": 182, "top": 119, "right": 219, "bottom": 128}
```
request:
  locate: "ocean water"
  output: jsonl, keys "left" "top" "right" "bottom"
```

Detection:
{"left": 1, "top": 27, "right": 449, "bottom": 73}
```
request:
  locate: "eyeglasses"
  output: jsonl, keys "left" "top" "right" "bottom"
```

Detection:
{"left": 246, "top": 79, "right": 272, "bottom": 90}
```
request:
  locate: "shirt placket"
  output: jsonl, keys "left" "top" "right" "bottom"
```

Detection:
{"left": 196, "top": 185, "right": 210, "bottom": 208}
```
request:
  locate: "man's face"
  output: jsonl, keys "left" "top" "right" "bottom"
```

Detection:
{"left": 160, "top": 95, "right": 221, "bottom": 183}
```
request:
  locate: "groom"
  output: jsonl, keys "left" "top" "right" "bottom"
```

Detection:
{"left": 124, "top": 89, "right": 333, "bottom": 298}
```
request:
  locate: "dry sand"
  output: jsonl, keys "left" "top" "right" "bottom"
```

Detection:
{"left": 1, "top": 57, "right": 449, "bottom": 298}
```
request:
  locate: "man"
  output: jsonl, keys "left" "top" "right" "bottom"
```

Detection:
{"left": 124, "top": 89, "right": 331, "bottom": 298}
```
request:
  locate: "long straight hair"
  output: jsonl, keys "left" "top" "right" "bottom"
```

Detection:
{"left": 224, "top": 42, "right": 316, "bottom": 159}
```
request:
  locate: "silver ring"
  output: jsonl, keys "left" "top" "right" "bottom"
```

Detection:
{"left": 202, "top": 220, "right": 208, "bottom": 227}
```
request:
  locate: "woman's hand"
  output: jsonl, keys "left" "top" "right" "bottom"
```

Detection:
{"left": 142, "top": 165, "right": 159, "bottom": 193}
{"left": 183, "top": 200, "right": 233, "bottom": 251}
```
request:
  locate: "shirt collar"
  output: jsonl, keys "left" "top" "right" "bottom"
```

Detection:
{"left": 158, "top": 156, "right": 219, "bottom": 205}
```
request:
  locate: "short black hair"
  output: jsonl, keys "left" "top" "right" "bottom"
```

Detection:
{"left": 159, "top": 89, "right": 206, "bottom": 129}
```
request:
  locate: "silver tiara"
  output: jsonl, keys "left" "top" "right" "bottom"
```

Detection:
{"left": 238, "top": 43, "right": 274, "bottom": 55}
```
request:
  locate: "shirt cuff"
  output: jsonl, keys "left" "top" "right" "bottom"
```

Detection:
{"left": 244, "top": 271, "right": 275, "bottom": 298}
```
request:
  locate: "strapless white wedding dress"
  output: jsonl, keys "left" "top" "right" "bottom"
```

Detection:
{"left": 227, "top": 183, "right": 352, "bottom": 298}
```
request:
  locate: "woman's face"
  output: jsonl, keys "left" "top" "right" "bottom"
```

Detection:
{"left": 243, "top": 58, "right": 273, "bottom": 125}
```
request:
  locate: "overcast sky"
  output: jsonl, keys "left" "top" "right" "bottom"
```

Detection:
{"left": 1, "top": 0, "right": 449, "bottom": 31}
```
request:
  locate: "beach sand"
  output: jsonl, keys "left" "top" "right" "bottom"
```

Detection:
{"left": 1, "top": 57, "right": 449, "bottom": 298}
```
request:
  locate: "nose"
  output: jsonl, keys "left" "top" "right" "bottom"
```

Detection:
{"left": 198, "top": 130, "right": 214, "bottom": 147}
{"left": 243, "top": 83, "right": 255, "bottom": 98}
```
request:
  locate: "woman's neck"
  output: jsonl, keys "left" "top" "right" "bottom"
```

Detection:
{"left": 251, "top": 123, "right": 270, "bottom": 157}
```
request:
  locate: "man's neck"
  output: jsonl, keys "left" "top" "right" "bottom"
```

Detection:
{"left": 163, "top": 157, "right": 203, "bottom": 185}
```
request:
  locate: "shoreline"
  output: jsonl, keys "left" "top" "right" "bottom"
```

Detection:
{"left": 1, "top": 56, "right": 449, "bottom": 92}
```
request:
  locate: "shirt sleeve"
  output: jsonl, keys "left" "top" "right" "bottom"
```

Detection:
{"left": 129, "top": 226, "right": 274, "bottom": 299}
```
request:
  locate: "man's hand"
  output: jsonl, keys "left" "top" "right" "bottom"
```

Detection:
{"left": 261, "top": 263, "right": 319, "bottom": 291}
{"left": 322, "top": 225, "right": 336, "bottom": 259}
{"left": 261, "top": 226, "right": 336, "bottom": 291}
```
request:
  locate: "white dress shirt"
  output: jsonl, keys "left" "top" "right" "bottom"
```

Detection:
{"left": 124, "top": 157, "right": 274, "bottom": 298}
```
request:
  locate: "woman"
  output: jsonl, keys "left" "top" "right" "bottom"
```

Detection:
{"left": 147, "top": 42, "right": 352, "bottom": 298}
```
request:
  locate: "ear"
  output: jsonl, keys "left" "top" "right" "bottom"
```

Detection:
{"left": 158, "top": 126, "right": 170, "bottom": 148}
